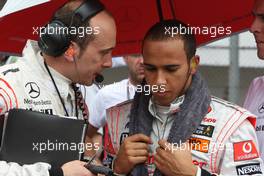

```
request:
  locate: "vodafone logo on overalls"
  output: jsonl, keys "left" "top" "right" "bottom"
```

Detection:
{"left": 234, "top": 140, "right": 259, "bottom": 162}
{"left": 242, "top": 142, "right": 252, "bottom": 154}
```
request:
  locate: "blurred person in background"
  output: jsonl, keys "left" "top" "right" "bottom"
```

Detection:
{"left": 0, "top": 54, "right": 18, "bottom": 66}
{"left": 244, "top": 0, "right": 264, "bottom": 162}
{"left": 81, "top": 56, "right": 127, "bottom": 161}
{"left": 85, "top": 54, "right": 144, "bottom": 165}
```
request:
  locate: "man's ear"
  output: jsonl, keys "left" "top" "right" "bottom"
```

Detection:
{"left": 190, "top": 55, "right": 200, "bottom": 74}
{"left": 64, "top": 42, "right": 79, "bottom": 62}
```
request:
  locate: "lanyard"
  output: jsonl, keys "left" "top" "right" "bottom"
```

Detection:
{"left": 44, "top": 61, "right": 78, "bottom": 117}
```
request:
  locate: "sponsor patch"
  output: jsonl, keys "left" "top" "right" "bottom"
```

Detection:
{"left": 26, "top": 108, "right": 53, "bottom": 115}
{"left": 194, "top": 125, "right": 215, "bottom": 137}
{"left": 25, "top": 82, "right": 40, "bottom": 99}
{"left": 2, "top": 68, "right": 19, "bottom": 75}
{"left": 193, "top": 160, "right": 207, "bottom": 168}
{"left": 236, "top": 163, "right": 262, "bottom": 175}
{"left": 189, "top": 137, "right": 210, "bottom": 153}
{"left": 256, "top": 125, "right": 264, "bottom": 131}
{"left": 234, "top": 140, "right": 259, "bottom": 162}
{"left": 202, "top": 117, "right": 216, "bottom": 123}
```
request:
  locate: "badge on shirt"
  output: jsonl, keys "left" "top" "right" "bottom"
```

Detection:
{"left": 193, "top": 124, "right": 215, "bottom": 138}
{"left": 189, "top": 137, "right": 210, "bottom": 153}
{"left": 233, "top": 140, "right": 259, "bottom": 162}
{"left": 236, "top": 163, "right": 262, "bottom": 175}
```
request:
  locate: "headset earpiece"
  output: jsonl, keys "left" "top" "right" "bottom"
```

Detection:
{"left": 38, "top": 20, "right": 70, "bottom": 57}
{"left": 38, "top": 0, "right": 104, "bottom": 57}
{"left": 64, "top": 46, "right": 75, "bottom": 58}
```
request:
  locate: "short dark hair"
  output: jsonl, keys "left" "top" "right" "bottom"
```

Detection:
{"left": 143, "top": 19, "right": 196, "bottom": 60}
{"left": 54, "top": 0, "right": 95, "bottom": 50}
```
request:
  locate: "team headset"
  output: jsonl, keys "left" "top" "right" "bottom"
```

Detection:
{"left": 38, "top": 0, "right": 105, "bottom": 57}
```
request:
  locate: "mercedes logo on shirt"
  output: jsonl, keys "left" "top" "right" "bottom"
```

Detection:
{"left": 25, "top": 82, "right": 40, "bottom": 99}
{"left": 258, "top": 103, "right": 264, "bottom": 113}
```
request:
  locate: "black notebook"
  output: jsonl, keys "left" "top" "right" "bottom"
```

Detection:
{"left": 0, "top": 109, "right": 86, "bottom": 167}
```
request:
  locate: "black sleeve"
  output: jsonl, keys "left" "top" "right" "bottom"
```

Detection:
{"left": 48, "top": 166, "right": 64, "bottom": 176}
{"left": 201, "top": 168, "right": 213, "bottom": 176}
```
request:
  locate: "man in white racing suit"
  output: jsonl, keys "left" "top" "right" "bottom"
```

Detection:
{"left": 243, "top": 0, "right": 264, "bottom": 163}
{"left": 105, "top": 97, "right": 263, "bottom": 176}
{"left": 105, "top": 20, "right": 264, "bottom": 176}
{"left": 0, "top": 0, "right": 116, "bottom": 175}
